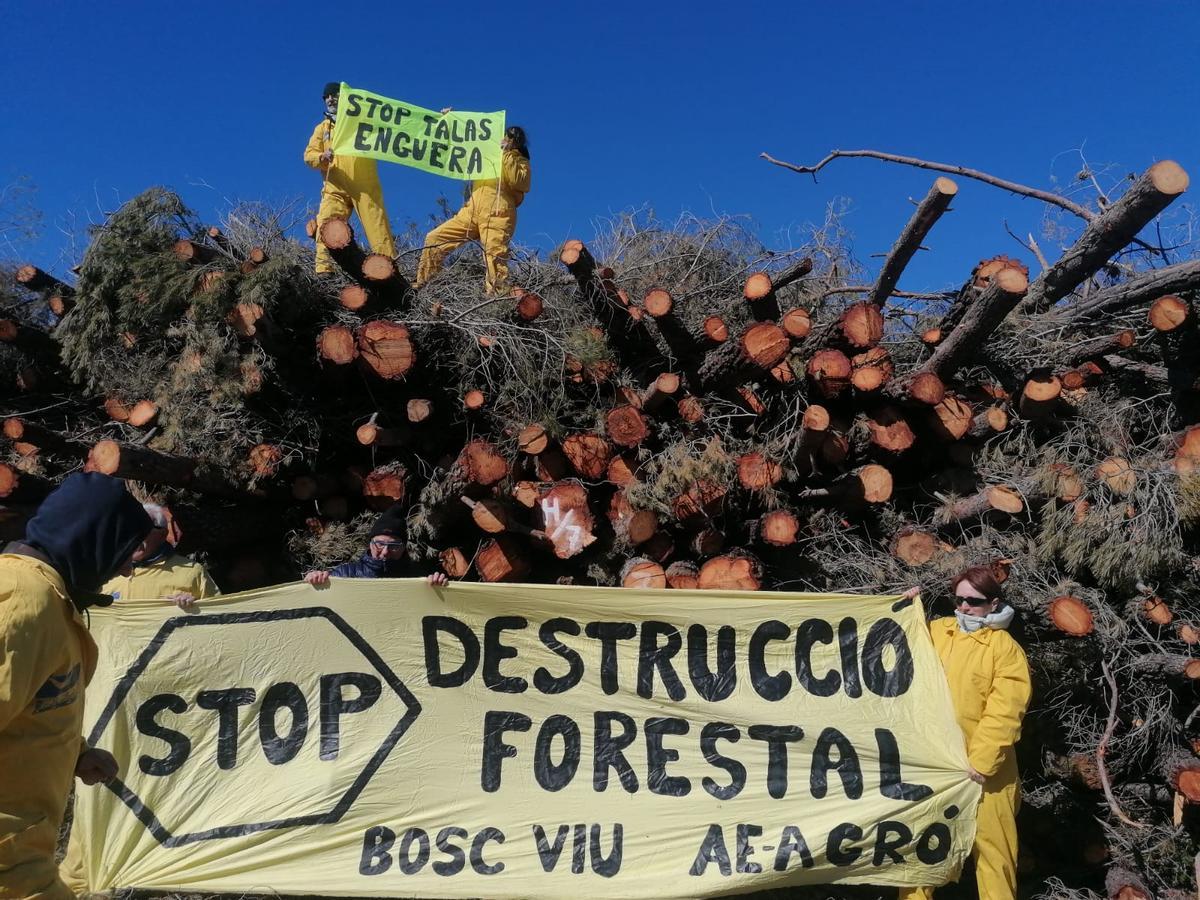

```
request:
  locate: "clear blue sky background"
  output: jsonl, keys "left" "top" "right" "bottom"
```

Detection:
{"left": 2, "top": 1, "right": 1197, "bottom": 291}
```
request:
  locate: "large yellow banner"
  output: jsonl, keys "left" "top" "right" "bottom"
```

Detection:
{"left": 72, "top": 581, "right": 978, "bottom": 897}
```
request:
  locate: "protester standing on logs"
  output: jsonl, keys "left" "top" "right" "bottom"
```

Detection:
{"left": 99, "top": 503, "right": 220, "bottom": 609}
{"left": 303, "top": 504, "right": 447, "bottom": 586}
{"left": 899, "top": 567, "right": 1032, "bottom": 900}
{"left": 415, "top": 126, "right": 531, "bottom": 295}
{"left": 0, "top": 473, "right": 151, "bottom": 900}
{"left": 304, "top": 82, "right": 396, "bottom": 275}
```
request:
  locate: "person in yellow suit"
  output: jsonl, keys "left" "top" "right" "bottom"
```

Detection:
{"left": 59, "top": 503, "right": 219, "bottom": 894}
{"left": 899, "top": 567, "right": 1032, "bottom": 900}
{"left": 0, "top": 473, "right": 151, "bottom": 900}
{"left": 305, "top": 82, "right": 396, "bottom": 274}
{"left": 99, "top": 504, "right": 220, "bottom": 609}
{"left": 415, "top": 125, "right": 532, "bottom": 295}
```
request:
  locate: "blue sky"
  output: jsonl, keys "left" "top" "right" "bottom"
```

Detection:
{"left": 2, "top": 1, "right": 1197, "bottom": 291}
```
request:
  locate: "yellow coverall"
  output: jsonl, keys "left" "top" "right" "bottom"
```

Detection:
{"left": 415, "top": 148, "right": 532, "bottom": 295}
{"left": 0, "top": 555, "right": 97, "bottom": 900}
{"left": 900, "top": 617, "right": 1032, "bottom": 900}
{"left": 304, "top": 119, "right": 396, "bottom": 273}
{"left": 60, "top": 551, "right": 220, "bottom": 894}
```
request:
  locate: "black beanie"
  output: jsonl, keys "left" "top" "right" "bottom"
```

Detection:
{"left": 369, "top": 505, "right": 407, "bottom": 540}
{"left": 323, "top": 82, "right": 340, "bottom": 100}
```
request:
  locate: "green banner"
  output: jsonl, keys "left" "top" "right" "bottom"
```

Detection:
{"left": 331, "top": 83, "right": 505, "bottom": 181}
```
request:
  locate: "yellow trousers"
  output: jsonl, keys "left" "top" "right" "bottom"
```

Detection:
{"left": 315, "top": 187, "right": 395, "bottom": 274}
{"left": 415, "top": 203, "right": 517, "bottom": 295}
{"left": 56, "top": 824, "right": 84, "bottom": 898}
{"left": 898, "top": 764, "right": 1018, "bottom": 900}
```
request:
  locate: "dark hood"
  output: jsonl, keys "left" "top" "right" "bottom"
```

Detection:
{"left": 24, "top": 472, "right": 153, "bottom": 594}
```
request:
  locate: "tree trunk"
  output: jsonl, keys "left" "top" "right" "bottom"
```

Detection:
{"left": 866, "top": 177, "right": 957, "bottom": 307}
{"left": 357, "top": 321, "right": 415, "bottom": 380}
{"left": 621, "top": 557, "right": 667, "bottom": 588}
{"left": 477, "top": 535, "right": 531, "bottom": 582}
{"left": 2, "top": 418, "right": 89, "bottom": 458}
{"left": 562, "top": 433, "right": 613, "bottom": 480}
{"left": 698, "top": 322, "right": 790, "bottom": 391}
{"left": 319, "top": 218, "right": 368, "bottom": 279}
{"left": 1046, "top": 595, "right": 1094, "bottom": 636}
{"left": 1022, "top": 160, "right": 1190, "bottom": 314}
{"left": 1048, "top": 257, "right": 1200, "bottom": 325}
{"left": 15, "top": 264, "right": 72, "bottom": 295}
{"left": 605, "top": 405, "right": 650, "bottom": 448}
{"left": 317, "top": 325, "right": 358, "bottom": 365}
{"left": 697, "top": 552, "right": 762, "bottom": 590}
{"left": 742, "top": 257, "right": 813, "bottom": 321}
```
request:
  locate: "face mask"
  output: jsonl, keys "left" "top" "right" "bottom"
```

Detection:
{"left": 955, "top": 604, "right": 1015, "bottom": 633}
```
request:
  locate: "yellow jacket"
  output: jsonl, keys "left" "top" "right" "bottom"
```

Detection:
{"left": 0, "top": 555, "right": 97, "bottom": 893}
{"left": 100, "top": 550, "right": 220, "bottom": 602}
{"left": 304, "top": 118, "right": 382, "bottom": 197}
{"left": 469, "top": 148, "right": 532, "bottom": 213}
{"left": 929, "top": 617, "right": 1032, "bottom": 778}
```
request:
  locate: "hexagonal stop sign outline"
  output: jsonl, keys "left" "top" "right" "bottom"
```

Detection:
{"left": 87, "top": 607, "right": 422, "bottom": 847}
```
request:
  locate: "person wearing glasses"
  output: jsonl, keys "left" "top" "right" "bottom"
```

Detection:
{"left": 303, "top": 505, "right": 446, "bottom": 586}
{"left": 899, "top": 567, "right": 1031, "bottom": 900}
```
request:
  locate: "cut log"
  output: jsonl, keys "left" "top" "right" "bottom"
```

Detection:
{"left": 1047, "top": 595, "right": 1094, "bottom": 636}
{"left": 455, "top": 440, "right": 510, "bottom": 487}
{"left": 127, "top": 400, "right": 159, "bottom": 428}
{"left": 971, "top": 255, "right": 1029, "bottom": 289}
{"left": 642, "top": 373, "right": 681, "bottom": 413}
{"left": 1129, "top": 653, "right": 1200, "bottom": 681}
{"left": 928, "top": 395, "right": 973, "bottom": 441}
{"left": 439, "top": 547, "right": 471, "bottom": 579}
{"left": 760, "top": 510, "right": 800, "bottom": 547}
{"left": 921, "top": 327, "right": 942, "bottom": 347}
{"left": 360, "top": 253, "right": 413, "bottom": 313}
{"left": 677, "top": 395, "right": 705, "bottom": 424}
{"left": 968, "top": 406, "right": 1009, "bottom": 439}
{"left": 621, "top": 557, "right": 667, "bottom": 589}
{"left": 407, "top": 399, "right": 433, "bottom": 424}
{"left": 1164, "top": 751, "right": 1200, "bottom": 803}
{"left": 172, "top": 239, "right": 218, "bottom": 265}
{"left": 559, "top": 241, "right": 666, "bottom": 373}
{"left": 357, "top": 321, "right": 414, "bottom": 380}
{"left": 1062, "top": 330, "right": 1137, "bottom": 369}
{"left": 517, "top": 424, "right": 550, "bottom": 456}
{"left": 914, "top": 266, "right": 1029, "bottom": 381}
{"left": 1173, "top": 425, "right": 1200, "bottom": 475}
{"left": 891, "top": 528, "right": 939, "bottom": 566}
{"left": 15, "top": 264, "right": 72, "bottom": 295}
{"left": 1095, "top": 457, "right": 1136, "bottom": 495}
{"left": 1105, "top": 868, "right": 1153, "bottom": 900}
{"left": 0, "top": 464, "right": 52, "bottom": 502}
{"left": 673, "top": 480, "right": 727, "bottom": 524}
{"left": 463, "top": 389, "right": 486, "bottom": 411}
{"left": 781, "top": 307, "right": 812, "bottom": 340}
{"left": 806, "top": 349, "right": 853, "bottom": 399}
{"left": 476, "top": 535, "right": 531, "bottom": 583}
{"left": 697, "top": 553, "right": 762, "bottom": 591}
{"left": 850, "top": 347, "right": 894, "bottom": 392}
{"left": 319, "top": 218, "right": 369, "bottom": 279}
{"left": 1022, "top": 160, "right": 1189, "bottom": 314}
{"left": 1049, "top": 257, "right": 1200, "bottom": 325}
{"left": 940, "top": 484, "right": 1026, "bottom": 522}
{"left": 355, "top": 417, "right": 410, "bottom": 447}
{"left": 837, "top": 301, "right": 885, "bottom": 348}
{"left": 702, "top": 316, "right": 728, "bottom": 344}
{"left": 1141, "top": 596, "right": 1173, "bottom": 626}
{"left": 690, "top": 528, "right": 725, "bottom": 557}
{"left": 339, "top": 284, "right": 371, "bottom": 313}
{"left": 536, "top": 480, "right": 597, "bottom": 558}
{"left": 316, "top": 325, "right": 358, "bottom": 365}
{"left": 247, "top": 443, "right": 283, "bottom": 478}
{"left": 103, "top": 396, "right": 130, "bottom": 423}
{"left": 864, "top": 407, "right": 916, "bottom": 453}
{"left": 737, "top": 452, "right": 783, "bottom": 492}
{"left": 605, "top": 454, "right": 639, "bottom": 488}
{"left": 698, "top": 322, "right": 790, "bottom": 391}
{"left": 2, "top": 418, "right": 89, "bottom": 458}
{"left": 884, "top": 370, "right": 946, "bottom": 407}
{"left": 561, "top": 433, "right": 612, "bottom": 480}
{"left": 743, "top": 257, "right": 813, "bottom": 321}
{"left": 462, "top": 497, "right": 513, "bottom": 534}
{"left": 47, "top": 290, "right": 75, "bottom": 317}
{"left": 867, "top": 177, "right": 957, "bottom": 307}
{"left": 227, "top": 301, "right": 265, "bottom": 338}
{"left": 513, "top": 289, "right": 544, "bottom": 322}
{"left": 605, "top": 405, "right": 650, "bottom": 448}
{"left": 798, "top": 464, "right": 893, "bottom": 505}
{"left": 665, "top": 560, "right": 700, "bottom": 589}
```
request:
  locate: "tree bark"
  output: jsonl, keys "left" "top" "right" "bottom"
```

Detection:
{"left": 866, "top": 177, "right": 957, "bottom": 307}
{"left": 1021, "top": 160, "right": 1190, "bottom": 314}
{"left": 742, "top": 257, "right": 813, "bottom": 321}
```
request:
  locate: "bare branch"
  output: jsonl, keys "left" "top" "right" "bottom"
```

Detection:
{"left": 760, "top": 149, "right": 1096, "bottom": 222}
{"left": 1097, "top": 660, "right": 1145, "bottom": 829}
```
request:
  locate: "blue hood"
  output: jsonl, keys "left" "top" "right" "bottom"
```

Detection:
{"left": 24, "top": 473, "right": 153, "bottom": 593}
